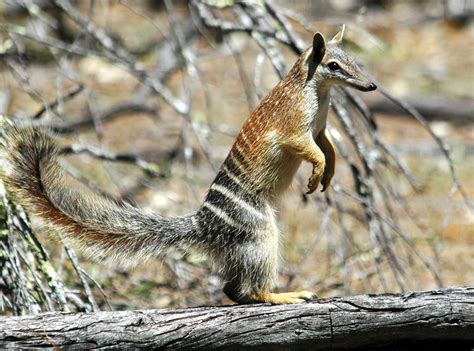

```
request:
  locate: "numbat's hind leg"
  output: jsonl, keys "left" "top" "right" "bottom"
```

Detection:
{"left": 250, "top": 291, "right": 317, "bottom": 304}
{"left": 221, "top": 220, "right": 317, "bottom": 305}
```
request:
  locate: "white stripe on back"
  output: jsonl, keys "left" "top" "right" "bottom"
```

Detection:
{"left": 210, "top": 183, "right": 263, "bottom": 219}
{"left": 203, "top": 201, "right": 244, "bottom": 230}
{"left": 222, "top": 165, "right": 243, "bottom": 187}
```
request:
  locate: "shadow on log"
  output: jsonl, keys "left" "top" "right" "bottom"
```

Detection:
{"left": 0, "top": 287, "right": 473, "bottom": 350}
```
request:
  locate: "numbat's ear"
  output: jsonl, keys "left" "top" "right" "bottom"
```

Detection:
{"left": 329, "top": 24, "right": 345, "bottom": 45}
{"left": 306, "top": 32, "right": 326, "bottom": 82}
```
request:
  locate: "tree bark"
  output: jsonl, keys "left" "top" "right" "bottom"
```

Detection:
{"left": 0, "top": 287, "right": 472, "bottom": 350}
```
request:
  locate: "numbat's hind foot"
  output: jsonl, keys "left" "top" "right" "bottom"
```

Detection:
{"left": 251, "top": 291, "right": 317, "bottom": 304}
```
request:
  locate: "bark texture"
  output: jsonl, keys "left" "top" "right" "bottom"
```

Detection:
{"left": 0, "top": 287, "right": 473, "bottom": 350}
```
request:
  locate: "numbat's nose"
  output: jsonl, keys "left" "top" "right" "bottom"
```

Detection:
{"left": 367, "top": 83, "right": 377, "bottom": 91}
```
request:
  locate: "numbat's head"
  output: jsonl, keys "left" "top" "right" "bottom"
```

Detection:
{"left": 304, "top": 25, "right": 377, "bottom": 92}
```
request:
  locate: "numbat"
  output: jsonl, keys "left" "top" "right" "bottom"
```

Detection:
{"left": 3, "top": 27, "right": 376, "bottom": 305}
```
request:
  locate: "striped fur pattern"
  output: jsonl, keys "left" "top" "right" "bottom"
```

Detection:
{"left": 2, "top": 29, "right": 376, "bottom": 304}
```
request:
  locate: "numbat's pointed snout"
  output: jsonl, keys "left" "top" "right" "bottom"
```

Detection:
{"left": 368, "top": 82, "right": 377, "bottom": 91}
{"left": 360, "top": 82, "right": 377, "bottom": 92}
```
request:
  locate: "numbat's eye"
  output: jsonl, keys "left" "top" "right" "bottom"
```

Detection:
{"left": 328, "top": 62, "right": 340, "bottom": 71}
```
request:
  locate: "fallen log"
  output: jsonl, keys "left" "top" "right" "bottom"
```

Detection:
{"left": 0, "top": 286, "right": 472, "bottom": 350}
{"left": 368, "top": 96, "right": 474, "bottom": 123}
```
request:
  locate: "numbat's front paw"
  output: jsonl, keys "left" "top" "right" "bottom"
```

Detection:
{"left": 307, "top": 172, "right": 323, "bottom": 194}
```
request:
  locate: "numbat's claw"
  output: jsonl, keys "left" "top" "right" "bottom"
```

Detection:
{"left": 307, "top": 172, "right": 323, "bottom": 194}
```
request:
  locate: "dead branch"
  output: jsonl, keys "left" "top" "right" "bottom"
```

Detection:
{"left": 368, "top": 95, "right": 474, "bottom": 123}
{"left": 31, "top": 84, "right": 84, "bottom": 120}
{"left": 0, "top": 287, "right": 472, "bottom": 350}
{"left": 60, "top": 144, "right": 167, "bottom": 178}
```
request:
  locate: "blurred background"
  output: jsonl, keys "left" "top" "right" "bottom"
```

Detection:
{"left": 0, "top": 0, "right": 472, "bottom": 314}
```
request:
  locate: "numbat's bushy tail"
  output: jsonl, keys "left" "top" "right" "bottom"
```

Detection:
{"left": 2, "top": 27, "right": 376, "bottom": 304}
{"left": 3, "top": 126, "right": 198, "bottom": 264}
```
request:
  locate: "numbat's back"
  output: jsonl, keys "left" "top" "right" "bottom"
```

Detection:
{"left": 3, "top": 27, "right": 376, "bottom": 305}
